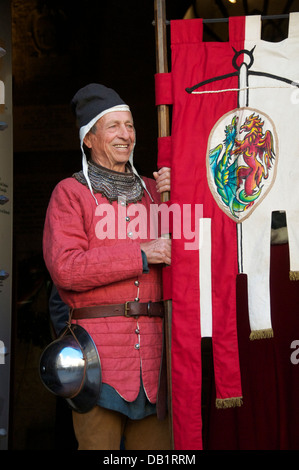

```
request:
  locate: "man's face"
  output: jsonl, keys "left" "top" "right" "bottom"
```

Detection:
{"left": 83, "top": 110, "right": 135, "bottom": 172}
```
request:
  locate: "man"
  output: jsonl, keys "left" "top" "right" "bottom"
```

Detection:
{"left": 43, "top": 83, "right": 171, "bottom": 450}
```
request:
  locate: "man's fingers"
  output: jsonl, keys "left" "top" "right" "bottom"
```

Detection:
{"left": 140, "top": 238, "right": 171, "bottom": 265}
{"left": 153, "top": 167, "right": 171, "bottom": 193}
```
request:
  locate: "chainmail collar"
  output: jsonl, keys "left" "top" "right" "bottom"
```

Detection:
{"left": 73, "top": 160, "right": 144, "bottom": 204}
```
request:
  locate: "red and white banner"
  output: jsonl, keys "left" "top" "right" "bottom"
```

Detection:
{"left": 156, "top": 13, "right": 299, "bottom": 450}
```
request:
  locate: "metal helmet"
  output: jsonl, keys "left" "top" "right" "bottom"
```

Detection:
{"left": 39, "top": 324, "right": 101, "bottom": 413}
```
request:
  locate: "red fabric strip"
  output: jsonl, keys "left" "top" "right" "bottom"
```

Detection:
{"left": 162, "top": 265, "right": 172, "bottom": 301}
{"left": 155, "top": 73, "right": 173, "bottom": 106}
{"left": 229, "top": 15, "right": 246, "bottom": 43}
{"left": 170, "top": 18, "right": 203, "bottom": 45}
{"left": 157, "top": 136, "right": 172, "bottom": 168}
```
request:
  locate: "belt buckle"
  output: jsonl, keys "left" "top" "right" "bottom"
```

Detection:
{"left": 147, "top": 301, "right": 152, "bottom": 317}
{"left": 125, "top": 301, "right": 131, "bottom": 317}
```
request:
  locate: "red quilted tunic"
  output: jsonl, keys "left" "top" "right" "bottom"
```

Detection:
{"left": 43, "top": 176, "right": 163, "bottom": 403}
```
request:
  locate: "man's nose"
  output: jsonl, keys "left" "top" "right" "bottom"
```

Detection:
{"left": 118, "top": 124, "right": 131, "bottom": 139}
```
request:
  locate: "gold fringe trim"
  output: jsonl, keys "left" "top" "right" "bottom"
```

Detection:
{"left": 249, "top": 328, "right": 274, "bottom": 341}
{"left": 290, "top": 271, "right": 299, "bottom": 281}
{"left": 215, "top": 397, "right": 243, "bottom": 409}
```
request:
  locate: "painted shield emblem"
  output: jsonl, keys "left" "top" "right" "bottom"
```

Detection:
{"left": 207, "top": 107, "right": 278, "bottom": 222}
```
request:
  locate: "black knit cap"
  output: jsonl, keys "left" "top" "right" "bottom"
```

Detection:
{"left": 71, "top": 83, "right": 127, "bottom": 128}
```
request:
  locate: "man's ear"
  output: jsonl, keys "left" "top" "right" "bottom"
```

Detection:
{"left": 83, "top": 133, "right": 92, "bottom": 149}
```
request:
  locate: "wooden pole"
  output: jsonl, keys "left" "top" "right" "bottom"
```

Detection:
{"left": 154, "top": 0, "right": 174, "bottom": 449}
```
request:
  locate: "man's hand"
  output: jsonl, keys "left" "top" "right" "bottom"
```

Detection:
{"left": 153, "top": 167, "right": 171, "bottom": 194}
{"left": 140, "top": 238, "right": 171, "bottom": 265}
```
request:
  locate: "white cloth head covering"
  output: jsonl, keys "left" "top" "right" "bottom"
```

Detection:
{"left": 71, "top": 84, "right": 152, "bottom": 204}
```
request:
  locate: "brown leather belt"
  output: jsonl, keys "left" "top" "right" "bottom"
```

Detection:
{"left": 71, "top": 301, "right": 164, "bottom": 320}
